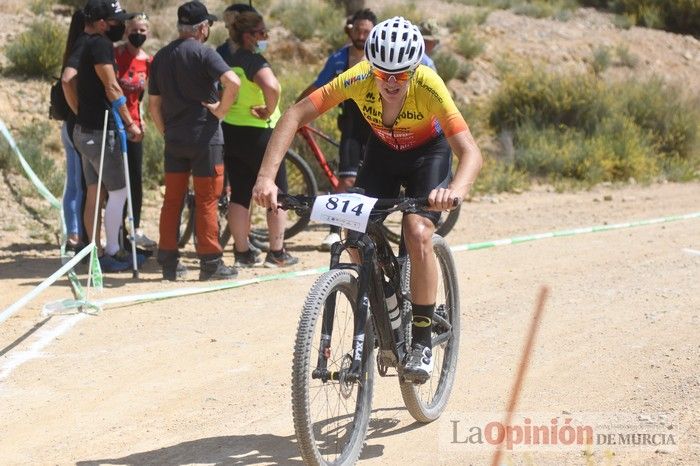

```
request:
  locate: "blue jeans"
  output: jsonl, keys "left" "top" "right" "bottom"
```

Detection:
{"left": 61, "top": 122, "right": 83, "bottom": 238}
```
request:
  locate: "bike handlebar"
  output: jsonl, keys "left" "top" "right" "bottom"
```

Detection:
{"left": 277, "top": 193, "right": 459, "bottom": 214}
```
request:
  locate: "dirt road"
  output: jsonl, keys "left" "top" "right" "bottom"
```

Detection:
{"left": 1, "top": 182, "right": 698, "bottom": 465}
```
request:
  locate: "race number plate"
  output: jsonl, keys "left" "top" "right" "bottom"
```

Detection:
{"left": 310, "top": 193, "right": 378, "bottom": 233}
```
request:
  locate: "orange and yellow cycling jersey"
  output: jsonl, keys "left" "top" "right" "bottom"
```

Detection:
{"left": 308, "top": 61, "right": 468, "bottom": 151}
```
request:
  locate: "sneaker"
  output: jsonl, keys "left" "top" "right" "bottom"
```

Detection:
{"left": 403, "top": 344, "right": 434, "bottom": 384}
{"left": 163, "top": 261, "right": 188, "bottom": 281}
{"left": 320, "top": 232, "right": 341, "bottom": 252}
{"left": 199, "top": 258, "right": 238, "bottom": 281}
{"left": 234, "top": 248, "right": 262, "bottom": 268}
{"left": 134, "top": 231, "right": 157, "bottom": 249}
{"left": 264, "top": 249, "right": 299, "bottom": 268}
{"left": 113, "top": 249, "right": 147, "bottom": 268}
{"left": 98, "top": 254, "right": 130, "bottom": 273}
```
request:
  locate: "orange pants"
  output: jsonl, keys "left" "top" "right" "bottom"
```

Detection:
{"left": 159, "top": 166, "right": 224, "bottom": 262}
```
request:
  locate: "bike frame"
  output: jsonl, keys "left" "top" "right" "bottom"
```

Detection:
{"left": 297, "top": 125, "right": 340, "bottom": 191}
{"left": 311, "top": 222, "right": 409, "bottom": 383}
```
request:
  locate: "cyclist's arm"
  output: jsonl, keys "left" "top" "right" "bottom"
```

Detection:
{"left": 429, "top": 129, "right": 483, "bottom": 210}
{"left": 254, "top": 98, "right": 320, "bottom": 209}
{"left": 295, "top": 83, "right": 318, "bottom": 103}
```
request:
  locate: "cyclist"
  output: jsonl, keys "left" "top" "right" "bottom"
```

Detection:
{"left": 253, "top": 17, "right": 482, "bottom": 383}
{"left": 297, "top": 8, "right": 377, "bottom": 251}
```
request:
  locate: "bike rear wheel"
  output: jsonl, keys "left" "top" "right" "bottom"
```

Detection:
{"left": 249, "top": 150, "right": 317, "bottom": 249}
{"left": 292, "top": 270, "right": 375, "bottom": 466}
{"left": 399, "top": 234, "right": 460, "bottom": 422}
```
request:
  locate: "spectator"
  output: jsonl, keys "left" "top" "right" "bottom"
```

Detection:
{"left": 148, "top": 0, "right": 241, "bottom": 281}
{"left": 221, "top": 2, "right": 258, "bottom": 55}
{"left": 59, "top": 9, "right": 87, "bottom": 252}
{"left": 72, "top": 0, "right": 145, "bottom": 273}
{"left": 216, "top": 11, "right": 298, "bottom": 268}
{"left": 297, "top": 8, "right": 377, "bottom": 251}
{"left": 419, "top": 19, "right": 440, "bottom": 71}
{"left": 114, "top": 12, "right": 157, "bottom": 251}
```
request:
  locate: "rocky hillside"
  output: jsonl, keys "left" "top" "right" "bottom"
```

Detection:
{"left": 0, "top": 0, "right": 699, "bottom": 243}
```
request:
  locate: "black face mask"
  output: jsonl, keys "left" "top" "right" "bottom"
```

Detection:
{"left": 106, "top": 23, "right": 126, "bottom": 42}
{"left": 128, "top": 33, "right": 147, "bottom": 48}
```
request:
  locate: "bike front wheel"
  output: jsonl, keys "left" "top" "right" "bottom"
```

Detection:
{"left": 249, "top": 149, "right": 318, "bottom": 248}
{"left": 400, "top": 234, "right": 460, "bottom": 423}
{"left": 292, "top": 270, "right": 375, "bottom": 466}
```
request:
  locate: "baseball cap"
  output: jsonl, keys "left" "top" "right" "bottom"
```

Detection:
{"left": 178, "top": 1, "right": 218, "bottom": 26}
{"left": 83, "top": 0, "right": 134, "bottom": 22}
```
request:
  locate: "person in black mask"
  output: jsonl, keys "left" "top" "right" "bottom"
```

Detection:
{"left": 73, "top": 0, "right": 146, "bottom": 273}
{"left": 115, "top": 13, "right": 157, "bottom": 251}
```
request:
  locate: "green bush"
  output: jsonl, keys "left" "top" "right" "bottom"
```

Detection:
{"left": 455, "top": 29, "right": 485, "bottom": 60}
{"left": 473, "top": 158, "right": 529, "bottom": 193}
{"left": 579, "top": 0, "right": 700, "bottom": 36}
{"left": 142, "top": 118, "right": 164, "bottom": 189}
{"left": 613, "top": 79, "right": 700, "bottom": 160}
{"left": 488, "top": 68, "right": 700, "bottom": 184}
{"left": 270, "top": 0, "right": 345, "bottom": 47}
{"left": 0, "top": 122, "right": 65, "bottom": 196}
{"left": 433, "top": 51, "right": 459, "bottom": 82}
{"left": 376, "top": 1, "right": 426, "bottom": 24}
{"left": 490, "top": 69, "right": 609, "bottom": 134}
{"left": 591, "top": 45, "right": 612, "bottom": 74}
{"left": 6, "top": 20, "right": 66, "bottom": 79}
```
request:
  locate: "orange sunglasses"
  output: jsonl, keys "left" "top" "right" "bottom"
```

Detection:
{"left": 371, "top": 67, "right": 414, "bottom": 83}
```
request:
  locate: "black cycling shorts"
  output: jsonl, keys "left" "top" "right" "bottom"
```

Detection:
{"left": 355, "top": 133, "right": 451, "bottom": 225}
{"left": 222, "top": 123, "right": 288, "bottom": 207}
{"left": 337, "top": 101, "right": 371, "bottom": 179}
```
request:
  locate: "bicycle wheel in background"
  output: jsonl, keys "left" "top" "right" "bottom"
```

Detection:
{"left": 380, "top": 203, "right": 461, "bottom": 244}
{"left": 249, "top": 149, "right": 318, "bottom": 249}
{"left": 399, "top": 234, "right": 460, "bottom": 423}
{"left": 292, "top": 270, "right": 375, "bottom": 466}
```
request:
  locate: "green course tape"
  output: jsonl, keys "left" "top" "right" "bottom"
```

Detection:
{"left": 451, "top": 212, "right": 700, "bottom": 252}
{"left": 40, "top": 209, "right": 700, "bottom": 315}
{"left": 1, "top": 244, "right": 93, "bottom": 324}
{"left": 41, "top": 266, "right": 330, "bottom": 314}
{"left": 0, "top": 119, "right": 86, "bottom": 299}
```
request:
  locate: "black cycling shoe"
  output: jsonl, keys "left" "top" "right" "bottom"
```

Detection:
{"left": 163, "top": 261, "right": 188, "bottom": 281}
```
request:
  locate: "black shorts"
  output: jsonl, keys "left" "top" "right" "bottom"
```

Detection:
{"left": 355, "top": 133, "right": 451, "bottom": 225}
{"left": 222, "top": 123, "right": 287, "bottom": 207}
{"left": 337, "top": 101, "right": 371, "bottom": 179}
{"left": 164, "top": 143, "right": 223, "bottom": 177}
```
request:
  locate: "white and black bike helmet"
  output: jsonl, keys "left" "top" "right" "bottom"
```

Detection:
{"left": 365, "top": 16, "right": 425, "bottom": 73}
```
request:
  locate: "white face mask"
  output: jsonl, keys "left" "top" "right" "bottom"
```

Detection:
{"left": 255, "top": 40, "right": 268, "bottom": 54}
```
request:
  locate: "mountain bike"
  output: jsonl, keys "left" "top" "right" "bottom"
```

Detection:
{"left": 280, "top": 193, "right": 460, "bottom": 465}
{"left": 177, "top": 150, "right": 317, "bottom": 249}
{"left": 297, "top": 124, "right": 461, "bottom": 244}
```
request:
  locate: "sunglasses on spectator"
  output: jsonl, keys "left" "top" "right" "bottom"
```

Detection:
{"left": 371, "top": 68, "right": 414, "bottom": 83}
{"left": 249, "top": 28, "right": 268, "bottom": 38}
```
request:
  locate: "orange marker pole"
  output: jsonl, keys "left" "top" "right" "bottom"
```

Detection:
{"left": 491, "top": 286, "right": 549, "bottom": 466}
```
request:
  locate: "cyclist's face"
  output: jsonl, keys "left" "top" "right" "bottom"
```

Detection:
{"left": 349, "top": 19, "right": 373, "bottom": 50}
{"left": 374, "top": 72, "right": 410, "bottom": 103}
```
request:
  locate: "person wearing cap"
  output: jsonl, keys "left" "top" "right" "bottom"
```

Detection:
{"left": 71, "top": 0, "right": 146, "bottom": 273}
{"left": 148, "top": 1, "right": 241, "bottom": 281}
{"left": 297, "top": 8, "right": 377, "bottom": 251}
{"left": 419, "top": 19, "right": 439, "bottom": 71}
